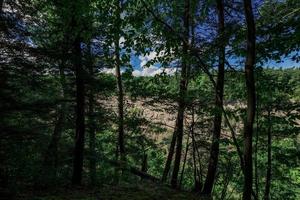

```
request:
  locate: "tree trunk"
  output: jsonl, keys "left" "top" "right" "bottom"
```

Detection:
{"left": 254, "top": 98, "right": 259, "bottom": 197}
{"left": 220, "top": 158, "right": 233, "bottom": 200}
{"left": 170, "top": 106, "right": 185, "bottom": 188}
{"left": 0, "top": 0, "right": 5, "bottom": 32}
{"left": 264, "top": 109, "right": 272, "bottom": 200}
{"left": 179, "top": 130, "right": 190, "bottom": 188}
{"left": 115, "top": 0, "right": 125, "bottom": 162}
{"left": 242, "top": 0, "right": 256, "bottom": 199}
{"left": 72, "top": 36, "right": 85, "bottom": 186}
{"left": 191, "top": 121, "right": 201, "bottom": 192}
{"left": 88, "top": 44, "right": 96, "bottom": 186}
{"left": 88, "top": 91, "right": 96, "bottom": 186}
{"left": 170, "top": 0, "right": 190, "bottom": 189}
{"left": 161, "top": 128, "right": 177, "bottom": 182}
{"left": 191, "top": 110, "right": 201, "bottom": 192}
{"left": 201, "top": 0, "right": 225, "bottom": 195}
{"left": 43, "top": 60, "right": 66, "bottom": 182}
{"left": 43, "top": 105, "right": 65, "bottom": 172}
{"left": 141, "top": 152, "right": 148, "bottom": 175}
{"left": 0, "top": 0, "right": 3, "bottom": 14}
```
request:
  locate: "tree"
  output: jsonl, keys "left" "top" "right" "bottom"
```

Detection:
{"left": 264, "top": 108, "right": 272, "bottom": 200}
{"left": 1, "top": 0, "right": 299, "bottom": 198}
{"left": 42, "top": 58, "right": 67, "bottom": 181}
{"left": 71, "top": 35, "right": 85, "bottom": 185}
{"left": 242, "top": 0, "right": 256, "bottom": 198}
{"left": 170, "top": 0, "right": 191, "bottom": 189}
{"left": 201, "top": 0, "right": 225, "bottom": 195}
{"left": 87, "top": 43, "right": 97, "bottom": 186}
{"left": 0, "top": 0, "right": 3, "bottom": 14}
{"left": 114, "top": 0, "right": 125, "bottom": 163}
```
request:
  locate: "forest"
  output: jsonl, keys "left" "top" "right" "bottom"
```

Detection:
{"left": 0, "top": 0, "right": 299, "bottom": 199}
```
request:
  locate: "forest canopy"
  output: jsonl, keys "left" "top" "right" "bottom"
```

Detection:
{"left": 0, "top": 0, "right": 299, "bottom": 200}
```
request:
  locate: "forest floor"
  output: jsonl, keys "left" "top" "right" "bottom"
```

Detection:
{"left": 16, "top": 182, "right": 209, "bottom": 200}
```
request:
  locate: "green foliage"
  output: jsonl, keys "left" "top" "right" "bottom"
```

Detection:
{"left": 1, "top": 0, "right": 299, "bottom": 199}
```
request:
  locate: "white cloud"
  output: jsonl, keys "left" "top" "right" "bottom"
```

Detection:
{"left": 101, "top": 66, "right": 177, "bottom": 77}
{"left": 119, "top": 36, "right": 125, "bottom": 48}
{"left": 101, "top": 48, "right": 178, "bottom": 77}
{"left": 110, "top": 36, "right": 125, "bottom": 49}
{"left": 101, "top": 68, "right": 116, "bottom": 75}
{"left": 139, "top": 51, "right": 157, "bottom": 67}
{"left": 132, "top": 66, "right": 177, "bottom": 77}
{"left": 136, "top": 49, "right": 178, "bottom": 77}
{"left": 138, "top": 50, "right": 166, "bottom": 67}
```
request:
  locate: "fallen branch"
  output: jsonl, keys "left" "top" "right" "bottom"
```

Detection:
{"left": 105, "top": 159, "right": 160, "bottom": 182}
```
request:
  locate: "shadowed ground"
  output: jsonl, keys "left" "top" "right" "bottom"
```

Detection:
{"left": 16, "top": 182, "right": 211, "bottom": 200}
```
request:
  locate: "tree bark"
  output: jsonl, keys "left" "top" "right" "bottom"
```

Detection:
{"left": 191, "top": 110, "right": 201, "bottom": 192}
{"left": 264, "top": 109, "right": 272, "bottom": 200}
{"left": 43, "top": 106, "right": 65, "bottom": 174}
{"left": 161, "top": 128, "right": 177, "bottom": 182}
{"left": 170, "top": 0, "right": 190, "bottom": 189}
{"left": 115, "top": 0, "right": 125, "bottom": 162}
{"left": 242, "top": 0, "right": 256, "bottom": 199}
{"left": 220, "top": 158, "right": 233, "bottom": 200}
{"left": 87, "top": 44, "right": 96, "bottom": 186}
{"left": 254, "top": 98, "right": 259, "bottom": 197}
{"left": 141, "top": 152, "right": 148, "bottom": 174}
{"left": 0, "top": 0, "right": 3, "bottom": 14}
{"left": 179, "top": 130, "right": 190, "bottom": 188}
{"left": 0, "top": 0, "right": 5, "bottom": 32}
{"left": 201, "top": 0, "right": 225, "bottom": 195}
{"left": 170, "top": 106, "right": 185, "bottom": 188}
{"left": 72, "top": 36, "right": 85, "bottom": 186}
{"left": 43, "top": 58, "right": 67, "bottom": 171}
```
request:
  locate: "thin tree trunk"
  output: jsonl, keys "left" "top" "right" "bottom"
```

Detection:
{"left": 0, "top": 0, "right": 3, "bottom": 14}
{"left": 170, "top": 0, "right": 190, "bottom": 189}
{"left": 171, "top": 107, "right": 186, "bottom": 188}
{"left": 0, "top": 0, "right": 7, "bottom": 36}
{"left": 201, "top": 0, "right": 225, "bottom": 195}
{"left": 179, "top": 130, "right": 190, "bottom": 188}
{"left": 223, "top": 109, "right": 258, "bottom": 199}
{"left": 43, "top": 61, "right": 66, "bottom": 174}
{"left": 114, "top": 145, "right": 120, "bottom": 184}
{"left": 220, "top": 158, "right": 233, "bottom": 200}
{"left": 242, "top": 0, "right": 256, "bottom": 199}
{"left": 190, "top": 108, "right": 201, "bottom": 192}
{"left": 43, "top": 109, "right": 64, "bottom": 176}
{"left": 44, "top": 110, "right": 64, "bottom": 169}
{"left": 264, "top": 109, "right": 272, "bottom": 200}
{"left": 114, "top": 0, "right": 125, "bottom": 162}
{"left": 161, "top": 128, "right": 177, "bottom": 182}
{"left": 88, "top": 44, "right": 96, "bottom": 186}
{"left": 88, "top": 92, "right": 96, "bottom": 186}
{"left": 41, "top": 109, "right": 64, "bottom": 188}
{"left": 141, "top": 151, "right": 148, "bottom": 177}
{"left": 254, "top": 97, "right": 259, "bottom": 197}
{"left": 195, "top": 134, "right": 204, "bottom": 191}
{"left": 192, "top": 135, "right": 201, "bottom": 192}
{"left": 72, "top": 36, "right": 85, "bottom": 186}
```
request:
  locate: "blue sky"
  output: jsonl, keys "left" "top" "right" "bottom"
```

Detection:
{"left": 103, "top": 37, "right": 300, "bottom": 76}
{"left": 266, "top": 59, "right": 300, "bottom": 68}
{"left": 115, "top": 52, "right": 299, "bottom": 77}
